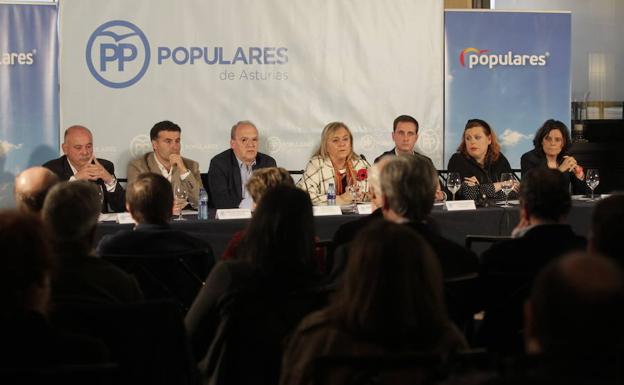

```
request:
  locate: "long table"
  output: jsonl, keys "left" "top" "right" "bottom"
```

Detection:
{"left": 95, "top": 200, "right": 595, "bottom": 259}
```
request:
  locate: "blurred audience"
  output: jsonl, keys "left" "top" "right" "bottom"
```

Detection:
{"left": 0, "top": 210, "right": 107, "bottom": 366}
{"left": 97, "top": 172, "right": 214, "bottom": 259}
{"left": 280, "top": 221, "right": 467, "bottom": 385}
{"left": 42, "top": 181, "right": 143, "bottom": 304}
{"left": 221, "top": 167, "right": 294, "bottom": 260}
{"left": 185, "top": 186, "right": 323, "bottom": 385}
{"left": 479, "top": 168, "right": 586, "bottom": 353}
{"left": 589, "top": 193, "right": 624, "bottom": 264}
{"left": 13, "top": 166, "right": 59, "bottom": 214}
{"left": 380, "top": 155, "right": 478, "bottom": 279}
{"left": 520, "top": 253, "right": 624, "bottom": 384}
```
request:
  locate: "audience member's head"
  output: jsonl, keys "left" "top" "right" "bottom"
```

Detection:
{"left": 14, "top": 167, "right": 59, "bottom": 214}
{"left": 380, "top": 154, "right": 437, "bottom": 222}
{"left": 238, "top": 185, "right": 316, "bottom": 281}
{"left": 230, "top": 120, "right": 259, "bottom": 165}
{"left": 126, "top": 172, "right": 173, "bottom": 225}
{"left": 246, "top": 167, "right": 294, "bottom": 206}
{"left": 519, "top": 168, "right": 571, "bottom": 223}
{"left": 0, "top": 210, "right": 55, "bottom": 317}
{"left": 368, "top": 156, "right": 391, "bottom": 210}
{"left": 589, "top": 194, "right": 624, "bottom": 262}
{"left": 525, "top": 252, "right": 624, "bottom": 355}
{"left": 42, "top": 181, "right": 102, "bottom": 256}
{"left": 330, "top": 220, "right": 448, "bottom": 349}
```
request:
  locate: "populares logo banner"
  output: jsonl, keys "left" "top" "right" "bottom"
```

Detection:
{"left": 459, "top": 47, "right": 549, "bottom": 69}
{"left": 86, "top": 20, "right": 288, "bottom": 88}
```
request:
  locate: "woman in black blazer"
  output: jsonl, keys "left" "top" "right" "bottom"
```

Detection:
{"left": 447, "top": 119, "right": 517, "bottom": 201}
{"left": 520, "top": 119, "right": 588, "bottom": 194}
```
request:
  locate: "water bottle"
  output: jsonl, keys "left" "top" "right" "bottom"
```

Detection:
{"left": 198, "top": 188, "right": 209, "bottom": 220}
{"left": 327, "top": 183, "right": 336, "bottom": 205}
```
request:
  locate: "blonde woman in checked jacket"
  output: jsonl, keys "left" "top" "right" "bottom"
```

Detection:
{"left": 297, "top": 122, "right": 371, "bottom": 205}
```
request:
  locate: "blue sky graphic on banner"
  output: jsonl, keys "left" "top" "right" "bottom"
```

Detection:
{"left": 445, "top": 11, "right": 571, "bottom": 169}
{"left": 0, "top": 4, "right": 59, "bottom": 207}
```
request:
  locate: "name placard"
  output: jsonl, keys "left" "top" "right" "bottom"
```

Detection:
{"left": 313, "top": 205, "right": 343, "bottom": 216}
{"left": 116, "top": 212, "right": 137, "bottom": 224}
{"left": 98, "top": 213, "right": 118, "bottom": 222}
{"left": 356, "top": 204, "right": 373, "bottom": 215}
{"left": 215, "top": 209, "right": 252, "bottom": 220}
{"left": 444, "top": 200, "right": 477, "bottom": 211}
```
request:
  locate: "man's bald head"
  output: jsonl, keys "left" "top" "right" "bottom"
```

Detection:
{"left": 14, "top": 167, "right": 59, "bottom": 213}
{"left": 527, "top": 252, "right": 624, "bottom": 354}
{"left": 62, "top": 125, "right": 94, "bottom": 170}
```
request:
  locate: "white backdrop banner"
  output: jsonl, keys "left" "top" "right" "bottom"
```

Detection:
{"left": 59, "top": 0, "right": 443, "bottom": 176}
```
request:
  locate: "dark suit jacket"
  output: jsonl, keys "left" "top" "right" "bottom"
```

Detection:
{"left": 478, "top": 224, "right": 587, "bottom": 353}
{"left": 406, "top": 221, "right": 479, "bottom": 279}
{"left": 96, "top": 223, "right": 215, "bottom": 269}
{"left": 374, "top": 148, "right": 434, "bottom": 165}
{"left": 42, "top": 155, "right": 125, "bottom": 213}
{"left": 206, "top": 149, "right": 277, "bottom": 209}
{"left": 52, "top": 254, "right": 144, "bottom": 305}
{"left": 327, "top": 215, "right": 478, "bottom": 284}
{"left": 520, "top": 148, "right": 589, "bottom": 195}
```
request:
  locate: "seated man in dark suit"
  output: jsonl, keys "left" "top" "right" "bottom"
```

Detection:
{"left": 43, "top": 125, "right": 125, "bottom": 213}
{"left": 379, "top": 155, "right": 478, "bottom": 280}
{"left": 379, "top": 155, "right": 479, "bottom": 331}
{"left": 42, "top": 181, "right": 143, "bottom": 304}
{"left": 97, "top": 172, "right": 214, "bottom": 260}
{"left": 374, "top": 115, "right": 445, "bottom": 201}
{"left": 207, "top": 120, "right": 276, "bottom": 209}
{"left": 479, "top": 168, "right": 586, "bottom": 353}
{"left": 96, "top": 173, "right": 215, "bottom": 308}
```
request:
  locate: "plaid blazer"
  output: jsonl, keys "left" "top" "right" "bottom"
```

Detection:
{"left": 296, "top": 155, "right": 371, "bottom": 204}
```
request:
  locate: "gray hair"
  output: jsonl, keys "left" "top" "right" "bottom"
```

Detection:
{"left": 380, "top": 155, "right": 437, "bottom": 220}
{"left": 230, "top": 120, "right": 258, "bottom": 140}
{"left": 42, "top": 181, "right": 101, "bottom": 243}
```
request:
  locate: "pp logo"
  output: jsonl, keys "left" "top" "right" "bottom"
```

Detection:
{"left": 86, "top": 20, "right": 150, "bottom": 88}
{"left": 358, "top": 135, "right": 375, "bottom": 151}
{"left": 417, "top": 130, "right": 440, "bottom": 154}
{"left": 130, "top": 135, "right": 152, "bottom": 158}
{"left": 267, "top": 136, "right": 282, "bottom": 155}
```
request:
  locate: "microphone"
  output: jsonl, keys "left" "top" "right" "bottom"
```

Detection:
{"left": 359, "top": 154, "right": 367, "bottom": 162}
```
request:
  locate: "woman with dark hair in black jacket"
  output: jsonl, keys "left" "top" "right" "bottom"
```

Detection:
{"left": 520, "top": 119, "right": 588, "bottom": 194}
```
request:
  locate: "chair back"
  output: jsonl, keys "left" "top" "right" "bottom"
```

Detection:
{"left": 102, "top": 249, "right": 210, "bottom": 312}
{"left": 51, "top": 300, "right": 199, "bottom": 385}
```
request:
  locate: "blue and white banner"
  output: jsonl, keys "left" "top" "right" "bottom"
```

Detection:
{"left": 444, "top": 10, "right": 571, "bottom": 168}
{"left": 0, "top": 3, "right": 59, "bottom": 207}
{"left": 59, "top": 0, "right": 444, "bottom": 174}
